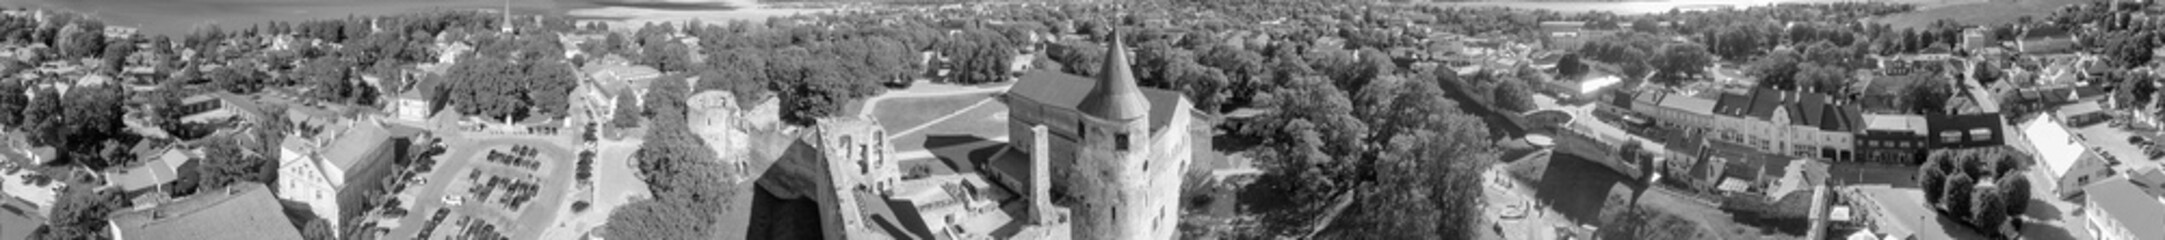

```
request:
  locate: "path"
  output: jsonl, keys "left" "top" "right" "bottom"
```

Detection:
{"left": 884, "top": 99, "right": 999, "bottom": 139}
{"left": 855, "top": 82, "right": 1012, "bottom": 120}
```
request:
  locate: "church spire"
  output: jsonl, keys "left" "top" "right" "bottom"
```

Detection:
{"left": 1078, "top": 28, "right": 1150, "bottom": 121}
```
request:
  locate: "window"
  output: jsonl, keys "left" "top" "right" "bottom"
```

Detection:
{"left": 1969, "top": 128, "right": 1993, "bottom": 141}
{"left": 1115, "top": 133, "right": 1130, "bottom": 151}
{"left": 1940, "top": 131, "right": 1963, "bottom": 143}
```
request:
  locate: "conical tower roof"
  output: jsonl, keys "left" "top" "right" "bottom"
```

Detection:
{"left": 1078, "top": 30, "right": 1151, "bottom": 121}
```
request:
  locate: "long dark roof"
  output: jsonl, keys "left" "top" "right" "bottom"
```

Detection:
{"left": 1709, "top": 88, "right": 1860, "bottom": 131}
{"left": 107, "top": 183, "right": 303, "bottom": 240}
{"left": 1011, "top": 70, "right": 1187, "bottom": 132}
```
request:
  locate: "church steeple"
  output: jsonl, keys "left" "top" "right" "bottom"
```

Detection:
{"left": 1078, "top": 29, "right": 1150, "bottom": 121}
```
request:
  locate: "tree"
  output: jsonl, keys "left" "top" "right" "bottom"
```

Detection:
{"left": 642, "top": 40, "right": 694, "bottom": 73}
{"left": 1971, "top": 182, "right": 2005, "bottom": 228}
{"left": 34, "top": 187, "right": 125, "bottom": 240}
{"left": 302, "top": 219, "right": 335, "bottom": 240}
{"left": 1557, "top": 53, "right": 1587, "bottom": 78}
{"left": 1631, "top": 18, "right": 1663, "bottom": 33}
{"left": 1794, "top": 63, "right": 1848, "bottom": 95}
{"left": 0, "top": 79, "right": 23, "bottom": 127}
{"left": 1650, "top": 43, "right": 1713, "bottom": 86}
{"left": 611, "top": 94, "right": 641, "bottom": 128}
{"left": 171, "top": 138, "right": 277, "bottom": 196}
{"left": 1747, "top": 49, "right": 1802, "bottom": 90}
{"left": 1942, "top": 173, "right": 1975, "bottom": 215}
{"left": 1920, "top": 157, "right": 1949, "bottom": 206}
{"left": 1997, "top": 176, "right": 2030, "bottom": 227}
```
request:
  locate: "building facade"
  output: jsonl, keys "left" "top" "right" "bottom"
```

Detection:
{"left": 1003, "top": 32, "right": 1193, "bottom": 240}
{"left": 274, "top": 117, "right": 403, "bottom": 233}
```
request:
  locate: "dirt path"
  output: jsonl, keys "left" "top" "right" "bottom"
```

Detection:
{"left": 855, "top": 82, "right": 1013, "bottom": 120}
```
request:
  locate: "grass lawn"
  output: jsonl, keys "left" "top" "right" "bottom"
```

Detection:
{"left": 889, "top": 100, "right": 1010, "bottom": 153}
{"left": 870, "top": 92, "right": 998, "bottom": 134}
{"left": 1871, "top": 0, "right": 2106, "bottom": 29}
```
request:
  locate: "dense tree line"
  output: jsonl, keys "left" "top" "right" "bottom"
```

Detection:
{"left": 602, "top": 74, "right": 739, "bottom": 240}
{"left": 1917, "top": 147, "right": 2032, "bottom": 238}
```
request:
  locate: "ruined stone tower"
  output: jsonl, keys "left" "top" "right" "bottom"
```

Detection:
{"left": 1068, "top": 30, "right": 1180, "bottom": 240}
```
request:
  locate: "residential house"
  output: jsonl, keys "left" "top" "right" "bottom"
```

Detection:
{"left": 1925, "top": 113, "right": 2006, "bottom": 149}
{"left": 2021, "top": 114, "right": 2118, "bottom": 199}
{"left": 1856, "top": 114, "right": 1930, "bottom": 164}
{"left": 105, "top": 183, "right": 304, "bottom": 240}
{"left": 1702, "top": 88, "right": 1863, "bottom": 161}
{"left": 274, "top": 118, "right": 405, "bottom": 234}
{"left": 2082, "top": 178, "right": 2165, "bottom": 240}
{"left": 106, "top": 147, "right": 195, "bottom": 205}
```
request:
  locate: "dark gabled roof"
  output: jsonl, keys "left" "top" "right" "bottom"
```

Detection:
{"left": 1926, "top": 113, "right": 2004, "bottom": 133}
{"left": 1823, "top": 105, "right": 1863, "bottom": 132}
{"left": 1610, "top": 91, "right": 1636, "bottom": 109}
{"left": 1011, "top": 70, "right": 1191, "bottom": 132}
{"left": 1714, "top": 92, "right": 1754, "bottom": 117}
{"left": 1747, "top": 88, "right": 1785, "bottom": 120}
{"left": 1794, "top": 92, "right": 1826, "bottom": 126}
{"left": 1011, "top": 71, "right": 1096, "bottom": 109}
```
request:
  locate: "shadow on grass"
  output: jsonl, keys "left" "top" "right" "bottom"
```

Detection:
{"left": 1530, "top": 153, "right": 1639, "bottom": 224}
{"left": 2021, "top": 219, "right": 2081, "bottom": 240}
{"left": 923, "top": 134, "right": 1005, "bottom": 174}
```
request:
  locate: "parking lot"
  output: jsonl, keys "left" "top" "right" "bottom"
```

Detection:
{"left": 386, "top": 135, "right": 576, "bottom": 240}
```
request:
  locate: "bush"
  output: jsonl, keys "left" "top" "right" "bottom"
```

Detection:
{"left": 1941, "top": 173, "right": 1974, "bottom": 216}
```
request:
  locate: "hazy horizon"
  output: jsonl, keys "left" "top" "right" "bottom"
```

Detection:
{"left": 0, "top": 0, "right": 757, "bottom": 35}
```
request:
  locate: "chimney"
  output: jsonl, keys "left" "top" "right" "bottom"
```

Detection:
{"left": 1029, "top": 125, "right": 1054, "bottom": 224}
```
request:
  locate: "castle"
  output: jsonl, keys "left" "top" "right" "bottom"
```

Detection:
{"left": 1003, "top": 30, "right": 1197, "bottom": 239}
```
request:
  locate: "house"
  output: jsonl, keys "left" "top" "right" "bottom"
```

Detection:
{"left": 1701, "top": 88, "right": 1863, "bottom": 161}
{"left": 391, "top": 89, "right": 432, "bottom": 122}
{"left": 105, "top": 183, "right": 304, "bottom": 240}
{"left": 274, "top": 118, "right": 405, "bottom": 235}
{"left": 2081, "top": 178, "right": 2165, "bottom": 240}
{"left": 1857, "top": 114, "right": 1930, "bottom": 164}
{"left": 1629, "top": 91, "right": 1718, "bottom": 132}
{"left": 106, "top": 147, "right": 195, "bottom": 205}
{"left": 2021, "top": 114, "right": 2118, "bottom": 199}
{"left": 2018, "top": 25, "right": 2078, "bottom": 54}
{"left": 1924, "top": 113, "right": 2005, "bottom": 149}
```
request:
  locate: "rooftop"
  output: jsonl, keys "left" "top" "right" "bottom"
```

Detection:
{"left": 2083, "top": 178, "right": 2165, "bottom": 240}
{"left": 1863, "top": 114, "right": 1930, "bottom": 135}
{"left": 2020, "top": 115, "right": 2087, "bottom": 178}
{"left": 1009, "top": 70, "right": 1187, "bottom": 132}
{"left": 106, "top": 183, "right": 304, "bottom": 240}
{"left": 321, "top": 120, "right": 395, "bottom": 170}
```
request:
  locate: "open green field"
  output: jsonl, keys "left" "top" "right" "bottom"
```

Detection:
{"left": 1871, "top": 0, "right": 2106, "bottom": 29}
{"left": 888, "top": 100, "right": 1010, "bottom": 153}
{"left": 870, "top": 92, "right": 998, "bottom": 134}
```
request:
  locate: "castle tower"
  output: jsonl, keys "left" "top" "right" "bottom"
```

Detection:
{"left": 1069, "top": 29, "right": 1176, "bottom": 240}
